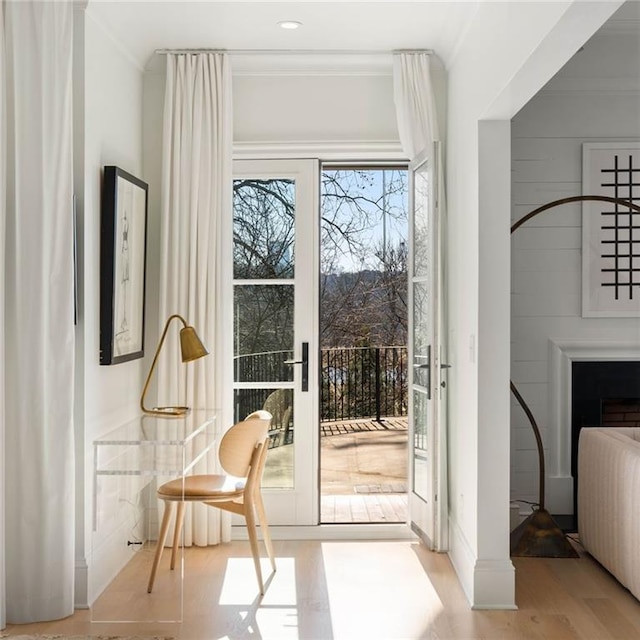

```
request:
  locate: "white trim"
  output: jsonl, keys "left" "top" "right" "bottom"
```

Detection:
{"left": 232, "top": 523, "right": 415, "bottom": 541}
{"left": 74, "top": 559, "right": 89, "bottom": 609}
{"left": 548, "top": 339, "right": 640, "bottom": 513}
{"left": 231, "top": 53, "right": 394, "bottom": 77}
{"left": 448, "top": 516, "right": 476, "bottom": 606}
{"left": 447, "top": 518, "right": 517, "bottom": 610}
{"left": 233, "top": 140, "right": 405, "bottom": 162}
{"left": 471, "top": 560, "right": 517, "bottom": 610}
{"left": 84, "top": 7, "right": 145, "bottom": 73}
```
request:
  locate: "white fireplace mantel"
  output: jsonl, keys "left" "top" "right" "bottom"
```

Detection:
{"left": 547, "top": 339, "right": 640, "bottom": 513}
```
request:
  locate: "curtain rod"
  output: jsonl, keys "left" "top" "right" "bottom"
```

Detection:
{"left": 154, "top": 48, "right": 432, "bottom": 56}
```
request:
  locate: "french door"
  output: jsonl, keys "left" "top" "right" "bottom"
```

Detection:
{"left": 232, "top": 159, "right": 319, "bottom": 526}
{"left": 408, "top": 144, "right": 448, "bottom": 550}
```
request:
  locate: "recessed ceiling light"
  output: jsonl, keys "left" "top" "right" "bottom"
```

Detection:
{"left": 278, "top": 20, "right": 302, "bottom": 30}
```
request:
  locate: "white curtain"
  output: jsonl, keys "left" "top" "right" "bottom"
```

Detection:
{"left": 393, "top": 52, "right": 441, "bottom": 158}
{"left": 159, "top": 53, "right": 233, "bottom": 546}
{"left": 2, "top": 0, "right": 75, "bottom": 623}
{"left": 0, "top": 2, "right": 7, "bottom": 628}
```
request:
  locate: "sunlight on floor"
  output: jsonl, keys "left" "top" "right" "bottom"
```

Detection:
{"left": 321, "top": 541, "right": 443, "bottom": 639}
{"left": 217, "top": 542, "right": 443, "bottom": 639}
{"left": 219, "top": 557, "right": 300, "bottom": 639}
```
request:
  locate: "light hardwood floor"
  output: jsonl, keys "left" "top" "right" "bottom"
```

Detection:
{"left": 3, "top": 537, "right": 640, "bottom": 639}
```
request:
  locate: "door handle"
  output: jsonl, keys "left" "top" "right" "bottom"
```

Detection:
{"left": 413, "top": 345, "right": 431, "bottom": 399}
{"left": 284, "top": 342, "right": 309, "bottom": 392}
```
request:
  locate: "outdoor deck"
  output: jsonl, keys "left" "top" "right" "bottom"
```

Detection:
{"left": 320, "top": 416, "right": 408, "bottom": 524}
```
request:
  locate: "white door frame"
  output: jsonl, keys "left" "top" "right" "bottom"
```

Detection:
{"left": 232, "top": 158, "right": 319, "bottom": 526}
{"left": 408, "top": 143, "right": 448, "bottom": 551}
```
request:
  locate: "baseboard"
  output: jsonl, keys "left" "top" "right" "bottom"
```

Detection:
{"left": 471, "top": 559, "right": 517, "bottom": 610}
{"left": 448, "top": 516, "right": 475, "bottom": 605}
{"left": 448, "top": 516, "right": 517, "bottom": 609}
{"left": 231, "top": 523, "right": 416, "bottom": 541}
{"left": 74, "top": 558, "right": 89, "bottom": 610}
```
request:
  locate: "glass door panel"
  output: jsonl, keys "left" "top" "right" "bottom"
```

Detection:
{"left": 409, "top": 147, "right": 439, "bottom": 546}
{"left": 232, "top": 159, "right": 317, "bottom": 526}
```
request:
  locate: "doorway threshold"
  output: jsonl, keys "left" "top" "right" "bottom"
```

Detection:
{"left": 232, "top": 523, "right": 416, "bottom": 541}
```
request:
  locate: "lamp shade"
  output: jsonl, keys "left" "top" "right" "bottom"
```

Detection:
{"left": 180, "top": 326, "right": 208, "bottom": 362}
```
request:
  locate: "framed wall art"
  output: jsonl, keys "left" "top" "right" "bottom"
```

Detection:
{"left": 582, "top": 142, "right": 640, "bottom": 318}
{"left": 100, "top": 166, "right": 149, "bottom": 364}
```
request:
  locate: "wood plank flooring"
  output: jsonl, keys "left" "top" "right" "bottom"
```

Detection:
{"left": 321, "top": 493, "right": 408, "bottom": 523}
{"left": 4, "top": 537, "right": 640, "bottom": 639}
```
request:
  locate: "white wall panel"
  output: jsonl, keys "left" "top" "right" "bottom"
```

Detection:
{"left": 511, "top": 28, "right": 640, "bottom": 514}
{"left": 81, "top": 8, "right": 145, "bottom": 605}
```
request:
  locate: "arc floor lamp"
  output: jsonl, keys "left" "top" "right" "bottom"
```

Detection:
{"left": 510, "top": 195, "right": 640, "bottom": 557}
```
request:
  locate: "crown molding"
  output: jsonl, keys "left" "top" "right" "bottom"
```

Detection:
{"left": 233, "top": 140, "right": 405, "bottom": 161}
{"left": 230, "top": 52, "right": 393, "bottom": 77}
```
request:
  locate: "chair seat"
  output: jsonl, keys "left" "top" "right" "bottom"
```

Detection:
{"left": 158, "top": 474, "right": 246, "bottom": 500}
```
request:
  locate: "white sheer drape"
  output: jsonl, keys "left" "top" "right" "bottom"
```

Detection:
{"left": 393, "top": 53, "right": 441, "bottom": 158}
{"left": 0, "top": 3, "right": 7, "bottom": 628}
{"left": 2, "top": 0, "right": 75, "bottom": 623}
{"left": 159, "top": 53, "right": 233, "bottom": 545}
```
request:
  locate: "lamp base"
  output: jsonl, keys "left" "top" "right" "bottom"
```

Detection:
{"left": 143, "top": 406, "right": 191, "bottom": 417}
{"left": 510, "top": 508, "right": 579, "bottom": 558}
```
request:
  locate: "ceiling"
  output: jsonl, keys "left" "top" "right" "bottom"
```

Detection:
{"left": 86, "top": 1, "right": 640, "bottom": 73}
{"left": 86, "top": 1, "right": 481, "bottom": 70}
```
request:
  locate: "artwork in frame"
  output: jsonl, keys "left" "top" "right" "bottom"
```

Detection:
{"left": 100, "top": 166, "right": 149, "bottom": 364}
{"left": 582, "top": 142, "right": 640, "bottom": 318}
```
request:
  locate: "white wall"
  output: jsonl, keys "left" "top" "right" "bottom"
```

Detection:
{"left": 511, "top": 25, "right": 640, "bottom": 515}
{"left": 76, "top": 7, "right": 146, "bottom": 606}
{"left": 444, "top": 0, "right": 623, "bottom": 608}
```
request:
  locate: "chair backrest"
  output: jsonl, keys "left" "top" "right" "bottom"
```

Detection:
{"left": 263, "top": 389, "right": 292, "bottom": 428}
{"left": 244, "top": 409, "right": 272, "bottom": 422}
{"left": 219, "top": 413, "right": 271, "bottom": 477}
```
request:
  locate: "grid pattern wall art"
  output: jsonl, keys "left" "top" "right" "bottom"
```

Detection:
{"left": 582, "top": 142, "right": 640, "bottom": 317}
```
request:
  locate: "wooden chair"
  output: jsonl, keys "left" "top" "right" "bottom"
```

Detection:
{"left": 147, "top": 411, "right": 276, "bottom": 594}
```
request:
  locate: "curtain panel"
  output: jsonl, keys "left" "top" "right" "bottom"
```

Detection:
{"left": 2, "top": 0, "right": 75, "bottom": 623}
{"left": 393, "top": 52, "right": 441, "bottom": 158}
{"left": 159, "top": 53, "right": 233, "bottom": 546}
{"left": 0, "top": 3, "right": 7, "bottom": 627}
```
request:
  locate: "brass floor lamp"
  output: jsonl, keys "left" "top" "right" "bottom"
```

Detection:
{"left": 509, "top": 195, "right": 640, "bottom": 557}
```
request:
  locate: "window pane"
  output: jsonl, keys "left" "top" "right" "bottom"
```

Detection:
{"left": 234, "top": 285, "right": 294, "bottom": 382}
{"left": 234, "top": 388, "right": 294, "bottom": 489}
{"left": 413, "top": 165, "right": 430, "bottom": 277}
{"left": 233, "top": 178, "right": 295, "bottom": 279}
{"left": 412, "top": 282, "right": 430, "bottom": 388}
{"left": 412, "top": 389, "right": 429, "bottom": 501}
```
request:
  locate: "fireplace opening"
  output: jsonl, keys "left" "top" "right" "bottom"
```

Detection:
{"left": 571, "top": 360, "right": 640, "bottom": 516}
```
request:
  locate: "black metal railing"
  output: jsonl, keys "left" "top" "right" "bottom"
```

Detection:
{"left": 234, "top": 346, "right": 408, "bottom": 424}
{"left": 320, "top": 346, "right": 408, "bottom": 422}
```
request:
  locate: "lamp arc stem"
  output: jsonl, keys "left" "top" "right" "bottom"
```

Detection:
{"left": 510, "top": 194, "right": 640, "bottom": 511}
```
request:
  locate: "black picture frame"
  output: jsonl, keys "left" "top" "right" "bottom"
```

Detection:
{"left": 100, "top": 166, "right": 149, "bottom": 365}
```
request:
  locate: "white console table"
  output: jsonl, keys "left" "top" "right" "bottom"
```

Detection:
{"left": 91, "top": 410, "right": 218, "bottom": 622}
{"left": 93, "top": 410, "right": 218, "bottom": 526}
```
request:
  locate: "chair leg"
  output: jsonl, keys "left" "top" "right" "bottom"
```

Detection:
{"left": 245, "top": 503, "right": 265, "bottom": 595}
{"left": 170, "top": 500, "right": 186, "bottom": 571}
{"left": 147, "top": 500, "right": 173, "bottom": 593}
{"left": 256, "top": 493, "right": 276, "bottom": 572}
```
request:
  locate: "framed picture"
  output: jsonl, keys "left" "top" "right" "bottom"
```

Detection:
{"left": 582, "top": 142, "right": 640, "bottom": 318}
{"left": 100, "top": 166, "right": 149, "bottom": 364}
